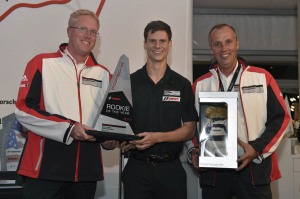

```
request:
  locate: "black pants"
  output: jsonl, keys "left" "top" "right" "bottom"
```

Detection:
{"left": 122, "top": 158, "right": 187, "bottom": 199}
{"left": 22, "top": 177, "right": 97, "bottom": 199}
{"left": 201, "top": 169, "right": 272, "bottom": 199}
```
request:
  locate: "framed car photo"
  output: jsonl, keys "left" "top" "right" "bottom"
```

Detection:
{"left": 198, "top": 92, "right": 238, "bottom": 169}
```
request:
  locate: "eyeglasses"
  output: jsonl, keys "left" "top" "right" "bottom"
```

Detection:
{"left": 70, "top": 26, "right": 99, "bottom": 37}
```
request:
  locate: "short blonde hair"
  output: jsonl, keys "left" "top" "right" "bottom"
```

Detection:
{"left": 68, "top": 9, "right": 99, "bottom": 29}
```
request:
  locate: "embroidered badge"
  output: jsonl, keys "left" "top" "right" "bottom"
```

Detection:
{"left": 163, "top": 90, "right": 180, "bottom": 96}
{"left": 162, "top": 96, "right": 181, "bottom": 102}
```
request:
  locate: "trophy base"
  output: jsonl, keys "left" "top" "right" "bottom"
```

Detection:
{"left": 86, "top": 130, "right": 142, "bottom": 143}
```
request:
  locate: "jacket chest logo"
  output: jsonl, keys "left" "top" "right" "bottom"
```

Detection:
{"left": 82, "top": 77, "right": 102, "bottom": 88}
{"left": 241, "top": 85, "right": 263, "bottom": 93}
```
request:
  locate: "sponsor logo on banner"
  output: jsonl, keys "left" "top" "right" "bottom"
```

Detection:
{"left": 0, "top": 0, "right": 71, "bottom": 22}
{"left": 163, "top": 90, "right": 180, "bottom": 96}
{"left": 1, "top": 0, "right": 107, "bottom": 22}
{"left": 0, "top": 99, "right": 16, "bottom": 105}
{"left": 162, "top": 96, "right": 180, "bottom": 102}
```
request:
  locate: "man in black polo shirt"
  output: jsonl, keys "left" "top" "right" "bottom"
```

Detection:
{"left": 120, "top": 20, "right": 198, "bottom": 199}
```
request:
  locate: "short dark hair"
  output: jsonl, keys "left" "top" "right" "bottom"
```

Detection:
{"left": 144, "top": 20, "right": 172, "bottom": 41}
{"left": 208, "top": 24, "right": 237, "bottom": 45}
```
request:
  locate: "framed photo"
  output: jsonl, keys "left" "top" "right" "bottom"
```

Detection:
{"left": 198, "top": 92, "right": 238, "bottom": 169}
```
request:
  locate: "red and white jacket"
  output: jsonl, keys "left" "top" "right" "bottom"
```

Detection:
{"left": 15, "top": 43, "right": 111, "bottom": 182}
{"left": 187, "top": 57, "right": 290, "bottom": 185}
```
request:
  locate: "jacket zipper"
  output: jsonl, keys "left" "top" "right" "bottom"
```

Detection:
{"left": 69, "top": 56, "right": 83, "bottom": 182}
{"left": 238, "top": 66, "right": 256, "bottom": 187}
{"left": 213, "top": 63, "right": 256, "bottom": 187}
{"left": 35, "top": 137, "right": 44, "bottom": 171}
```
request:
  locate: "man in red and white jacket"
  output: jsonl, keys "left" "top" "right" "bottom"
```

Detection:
{"left": 188, "top": 24, "right": 290, "bottom": 199}
{"left": 15, "top": 9, "right": 117, "bottom": 199}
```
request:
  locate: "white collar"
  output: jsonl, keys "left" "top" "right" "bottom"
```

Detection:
{"left": 65, "top": 48, "right": 88, "bottom": 65}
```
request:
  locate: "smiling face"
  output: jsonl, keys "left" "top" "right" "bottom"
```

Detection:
{"left": 144, "top": 30, "right": 172, "bottom": 64}
{"left": 209, "top": 26, "right": 239, "bottom": 75}
{"left": 67, "top": 15, "right": 99, "bottom": 63}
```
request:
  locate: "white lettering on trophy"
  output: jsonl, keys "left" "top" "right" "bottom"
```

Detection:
{"left": 106, "top": 104, "right": 130, "bottom": 115}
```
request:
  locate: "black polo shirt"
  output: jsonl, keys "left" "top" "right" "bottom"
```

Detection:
{"left": 131, "top": 65, "right": 198, "bottom": 155}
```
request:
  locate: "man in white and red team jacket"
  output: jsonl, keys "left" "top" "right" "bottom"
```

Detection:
{"left": 187, "top": 24, "right": 290, "bottom": 199}
{"left": 15, "top": 9, "right": 117, "bottom": 199}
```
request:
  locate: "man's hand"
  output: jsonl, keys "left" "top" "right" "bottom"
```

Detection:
{"left": 70, "top": 123, "right": 96, "bottom": 142}
{"left": 237, "top": 138, "right": 257, "bottom": 171}
{"left": 130, "top": 132, "right": 159, "bottom": 150}
{"left": 119, "top": 141, "right": 136, "bottom": 152}
{"left": 101, "top": 140, "right": 119, "bottom": 150}
{"left": 191, "top": 148, "right": 200, "bottom": 169}
{"left": 191, "top": 148, "right": 207, "bottom": 171}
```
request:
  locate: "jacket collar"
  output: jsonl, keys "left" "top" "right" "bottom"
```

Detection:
{"left": 58, "top": 43, "right": 98, "bottom": 67}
